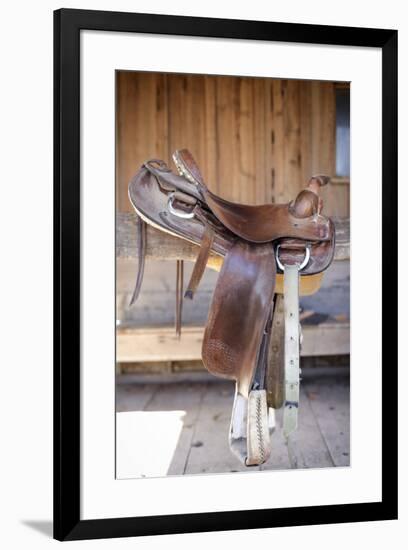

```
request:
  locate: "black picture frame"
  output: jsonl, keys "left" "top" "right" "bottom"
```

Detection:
{"left": 54, "top": 8, "right": 398, "bottom": 541}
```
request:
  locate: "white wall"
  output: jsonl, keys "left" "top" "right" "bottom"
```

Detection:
{"left": 0, "top": 1, "right": 406, "bottom": 548}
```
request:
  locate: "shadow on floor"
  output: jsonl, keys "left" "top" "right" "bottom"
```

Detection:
{"left": 22, "top": 520, "right": 53, "bottom": 538}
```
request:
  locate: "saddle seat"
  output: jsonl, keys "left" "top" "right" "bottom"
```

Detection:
{"left": 172, "top": 148, "right": 331, "bottom": 244}
{"left": 203, "top": 188, "right": 331, "bottom": 244}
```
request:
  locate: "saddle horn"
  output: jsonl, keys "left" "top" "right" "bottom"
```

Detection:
{"left": 308, "top": 174, "right": 331, "bottom": 192}
{"left": 290, "top": 174, "right": 331, "bottom": 218}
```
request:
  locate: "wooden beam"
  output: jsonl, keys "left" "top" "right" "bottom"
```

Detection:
{"left": 117, "top": 326, "right": 204, "bottom": 363}
{"left": 116, "top": 322, "right": 350, "bottom": 363}
{"left": 117, "top": 212, "right": 220, "bottom": 265}
{"left": 116, "top": 212, "right": 350, "bottom": 262}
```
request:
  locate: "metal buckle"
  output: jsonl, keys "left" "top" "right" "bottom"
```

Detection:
{"left": 276, "top": 244, "right": 311, "bottom": 272}
{"left": 167, "top": 192, "right": 195, "bottom": 219}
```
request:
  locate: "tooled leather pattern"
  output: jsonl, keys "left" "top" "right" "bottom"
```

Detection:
{"left": 202, "top": 339, "right": 238, "bottom": 377}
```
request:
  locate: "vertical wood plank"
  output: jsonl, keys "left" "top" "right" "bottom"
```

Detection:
{"left": 283, "top": 79, "right": 302, "bottom": 199}
{"left": 215, "top": 76, "right": 240, "bottom": 201}
{"left": 168, "top": 74, "right": 217, "bottom": 190}
{"left": 263, "top": 79, "right": 275, "bottom": 203}
{"left": 168, "top": 75, "right": 201, "bottom": 165}
{"left": 299, "top": 80, "right": 313, "bottom": 186}
{"left": 286, "top": 386, "right": 334, "bottom": 469}
{"left": 303, "top": 375, "right": 350, "bottom": 467}
{"left": 116, "top": 71, "right": 169, "bottom": 212}
{"left": 299, "top": 80, "right": 344, "bottom": 217}
{"left": 310, "top": 81, "right": 336, "bottom": 176}
{"left": 269, "top": 80, "right": 303, "bottom": 203}
{"left": 320, "top": 180, "right": 350, "bottom": 217}
{"left": 203, "top": 76, "right": 218, "bottom": 188}
{"left": 270, "top": 79, "right": 285, "bottom": 203}
{"left": 253, "top": 78, "right": 268, "bottom": 204}
{"left": 309, "top": 81, "right": 339, "bottom": 216}
{"left": 238, "top": 77, "right": 256, "bottom": 203}
{"left": 116, "top": 72, "right": 342, "bottom": 214}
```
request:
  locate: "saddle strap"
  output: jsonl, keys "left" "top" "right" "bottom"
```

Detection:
{"left": 283, "top": 263, "right": 301, "bottom": 437}
{"left": 129, "top": 216, "right": 147, "bottom": 306}
{"left": 266, "top": 294, "right": 285, "bottom": 408}
{"left": 184, "top": 227, "right": 215, "bottom": 300}
{"left": 175, "top": 260, "right": 184, "bottom": 338}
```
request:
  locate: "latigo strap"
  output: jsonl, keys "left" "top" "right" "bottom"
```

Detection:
{"left": 282, "top": 263, "right": 302, "bottom": 437}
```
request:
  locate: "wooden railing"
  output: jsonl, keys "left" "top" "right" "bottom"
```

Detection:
{"left": 116, "top": 212, "right": 350, "bottom": 262}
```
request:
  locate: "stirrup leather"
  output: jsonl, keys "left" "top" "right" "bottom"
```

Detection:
{"left": 276, "top": 247, "right": 309, "bottom": 438}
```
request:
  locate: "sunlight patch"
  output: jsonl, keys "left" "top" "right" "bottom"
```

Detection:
{"left": 116, "top": 410, "right": 186, "bottom": 478}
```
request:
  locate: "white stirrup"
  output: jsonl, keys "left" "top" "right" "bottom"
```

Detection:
{"left": 229, "top": 388, "right": 274, "bottom": 466}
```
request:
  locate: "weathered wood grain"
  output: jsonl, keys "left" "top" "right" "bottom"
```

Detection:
{"left": 310, "top": 81, "right": 336, "bottom": 179}
{"left": 116, "top": 212, "right": 220, "bottom": 264}
{"left": 261, "top": 407, "right": 292, "bottom": 470}
{"left": 215, "top": 77, "right": 257, "bottom": 203}
{"left": 184, "top": 381, "right": 251, "bottom": 474}
{"left": 270, "top": 80, "right": 286, "bottom": 203}
{"left": 115, "top": 373, "right": 349, "bottom": 476}
{"left": 117, "top": 326, "right": 205, "bottom": 363}
{"left": 168, "top": 75, "right": 217, "bottom": 189}
{"left": 116, "top": 72, "right": 169, "bottom": 212}
{"left": 303, "top": 374, "right": 350, "bottom": 466}
{"left": 116, "top": 211, "right": 350, "bottom": 261}
{"left": 116, "top": 73, "right": 347, "bottom": 213}
{"left": 284, "top": 80, "right": 303, "bottom": 201}
{"left": 286, "top": 386, "right": 334, "bottom": 469}
{"left": 320, "top": 177, "right": 350, "bottom": 218}
{"left": 116, "top": 322, "right": 350, "bottom": 363}
{"left": 144, "top": 382, "right": 207, "bottom": 476}
{"left": 115, "top": 383, "right": 157, "bottom": 413}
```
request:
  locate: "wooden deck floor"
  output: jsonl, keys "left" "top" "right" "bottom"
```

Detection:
{"left": 116, "top": 369, "right": 350, "bottom": 478}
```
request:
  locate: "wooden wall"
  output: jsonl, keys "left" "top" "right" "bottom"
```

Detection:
{"left": 116, "top": 72, "right": 348, "bottom": 217}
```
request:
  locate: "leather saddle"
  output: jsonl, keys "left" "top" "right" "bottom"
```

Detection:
{"left": 128, "top": 149, "right": 335, "bottom": 467}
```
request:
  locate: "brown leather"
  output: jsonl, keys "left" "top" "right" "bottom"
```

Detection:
{"left": 266, "top": 294, "right": 285, "bottom": 408}
{"left": 289, "top": 189, "right": 319, "bottom": 218}
{"left": 173, "top": 148, "right": 331, "bottom": 243}
{"left": 175, "top": 260, "right": 184, "bottom": 339}
{"left": 173, "top": 149, "right": 206, "bottom": 186}
{"left": 185, "top": 227, "right": 214, "bottom": 299}
{"left": 129, "top": 215, "right": 146, "bottom": 306}
{"left": 129, "top": 166, "right": 236, "bottom": 257}
{"left": 203, "top": 188, "right": 331, "bottom": 243}
{"left": 202, "top": 240, "right": 276, "bottom": 397}
{"left": 128, "top": 150, "right": 335, "bottom": 403}
{"left": 128, "top": 167, "right": 335, "bottom": 275}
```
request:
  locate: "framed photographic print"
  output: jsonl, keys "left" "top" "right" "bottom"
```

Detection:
{"left": 54, "top": 8, "right": 397, "bottom": 541}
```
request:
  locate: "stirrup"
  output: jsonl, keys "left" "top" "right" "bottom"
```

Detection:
{"left": 229, "top": 386, "right": 274, "bottom": 466}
